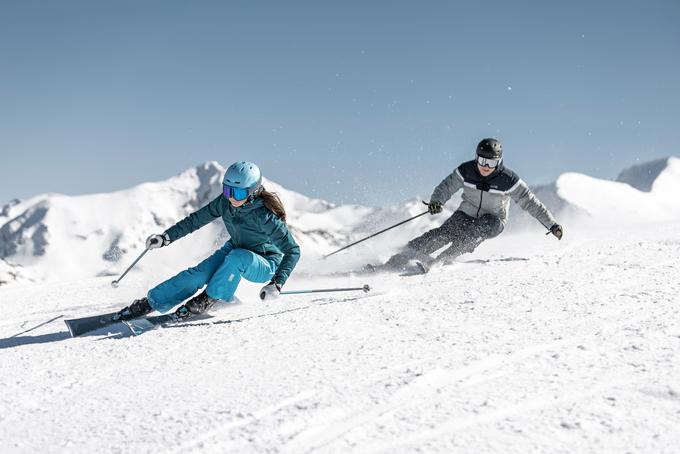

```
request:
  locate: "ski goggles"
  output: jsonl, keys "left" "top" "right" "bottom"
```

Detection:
{"left": 476, "top": 156, "right": 502, "bottom": 168}
{"left": 223, "top": 184, "right": 251, "bottom": 201}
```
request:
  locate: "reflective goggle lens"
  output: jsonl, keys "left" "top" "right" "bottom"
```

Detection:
{"left": 476, "top": 156, "right": 501, "bottom": 168}
{"left": 223, "top": 185, "right": 250, "bottom": 201}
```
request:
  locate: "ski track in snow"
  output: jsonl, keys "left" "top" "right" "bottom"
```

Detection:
{"left": 1, "top": 224, "right": 679, "bottom": 453}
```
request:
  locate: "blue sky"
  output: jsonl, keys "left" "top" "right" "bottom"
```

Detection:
{"left": 1, "top": 0, "right": 678, "bottom": 205}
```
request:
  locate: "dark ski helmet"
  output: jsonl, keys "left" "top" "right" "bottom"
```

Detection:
{"left": 476, "top": 138, "right": 503, "bottom": 159}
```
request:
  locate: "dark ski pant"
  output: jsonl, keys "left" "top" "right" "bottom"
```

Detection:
{"left": 385, "top": 210, "right": 504, "bottom": 268}
{"left": 147, "top": 243, "right": 276, "bottom": 313}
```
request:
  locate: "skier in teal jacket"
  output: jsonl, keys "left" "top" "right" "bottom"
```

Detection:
{"left": 114, "top": 161, "right": 300, "bottom": 321}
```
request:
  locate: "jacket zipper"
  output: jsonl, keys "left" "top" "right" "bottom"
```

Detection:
{"left": 476, "top": 190, "right": 484, "bottom": 218}
{"left": 232, "top": 209, "right": 240, "bottom": 245}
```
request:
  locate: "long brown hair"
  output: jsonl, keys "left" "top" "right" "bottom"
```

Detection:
{"left": 259, "top": 188, "right": 287, "bottom": 222}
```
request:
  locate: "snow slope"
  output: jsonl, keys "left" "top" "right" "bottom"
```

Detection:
{"left": 1, "top": 157, "right": 679, "bottom": 452}
{"left": 0, "top": 222, "right": 678, "bottom": 453}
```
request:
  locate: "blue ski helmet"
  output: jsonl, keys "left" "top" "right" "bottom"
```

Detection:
{"left": 222, "top": 161, "right": 263, "bottom": 202}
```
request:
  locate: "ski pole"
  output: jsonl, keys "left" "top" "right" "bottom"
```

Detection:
{"left": 323, "top": 202, "right": 431, "bottom": 258}
{"left": 111, "top": 247, "right": 151, "bottom": 288}
{"left": 280, "top": 284, "right": 371, "bottom": 295}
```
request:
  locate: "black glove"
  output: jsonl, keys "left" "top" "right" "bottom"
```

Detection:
{"left": 549, "top": 224, "right": 564, "bottom": 240}
{"left": 259, "top": 281, "right": 281, "bottom": 301}
{"left": 146, "top": 232, "right": 171, "bottom": 249}
{"left": 428, "top": 201, "right": 443, "bottom": 215}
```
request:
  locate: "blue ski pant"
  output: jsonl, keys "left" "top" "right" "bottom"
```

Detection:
{"left": 147, "top": 244, "right": 277, "bottom": 313}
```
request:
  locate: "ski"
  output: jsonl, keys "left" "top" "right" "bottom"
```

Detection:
{"left": 359, "top": 260, "right": 430, "bottom": 276}
{"left": 124, "top": 313, "right": 213, "bottom": 336}
{"left": 64, "top": 312, "right": 122, "bottom": 337}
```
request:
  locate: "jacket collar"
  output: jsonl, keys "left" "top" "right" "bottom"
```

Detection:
{"left": 226, "top": 196, "right": 265, "bottom": 214}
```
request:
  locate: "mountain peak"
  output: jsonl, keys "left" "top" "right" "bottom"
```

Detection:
{"left": 1, "top": 198, "right": 21, "bottom": 218}
{"left": 615, "top": 157, "right": 671, "bottom": 192}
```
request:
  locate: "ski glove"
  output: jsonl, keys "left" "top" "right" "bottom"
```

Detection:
{"left": 549, "top": 224, "right": 564, "bottom": 240}
{"left": 428, "top": 201, "right": 443, "bottom": 215}
{"left": 146, "top": 233, "right": 171, "bottom": 249}
{"left": 259, "top": 281, "right": 281, "bottom": 301}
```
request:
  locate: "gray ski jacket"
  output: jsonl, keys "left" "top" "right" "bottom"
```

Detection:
{"left": 430, "top": 160, "right": 557, "bottom": 228}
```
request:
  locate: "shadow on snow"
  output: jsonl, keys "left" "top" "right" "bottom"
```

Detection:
{"left": 0, "top": 320, "right": 133, "bottom": 349}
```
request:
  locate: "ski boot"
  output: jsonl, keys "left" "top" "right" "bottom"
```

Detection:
{"left": 382, "top": 247, "right": 433, "bottom": 274}
{"left": 361, "top": 263, "right": 380, "bottom": 273}
{"left": 113, "top": 297, "right": 152, "bottom": 321}
{"left": 383, "top": 252, "right": 412, "bottom": 271}
{"left": 174, "top": 291, "right": 219, "bottom": 319}
{"left": 357, "top": 253, "right": 407, "bottom": 274}
{"left": 414, "top": 259, "right": 431, "bottom": 274}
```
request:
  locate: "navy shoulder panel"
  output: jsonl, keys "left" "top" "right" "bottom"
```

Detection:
{"left": 458, "top": 160, "right": 479, "bottom": 182}
{"left": 490, "top": 166, "right": 521, "bottom": 191}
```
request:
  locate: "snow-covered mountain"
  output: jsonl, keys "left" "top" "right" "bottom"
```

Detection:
{"left": 557, "top": 156, "right": 679, "bottom": 221}
{"left": 615, "top": 157, "right": 675, "bottom": 192}
{"left": 1, "top": 157, "right": 678, "bottom": 286}
{"left": 0, "top": 258, "right": 32, "bottom": 286}
{"left": 509, "top": 156, "right": 680, "bottom": 229}
{"left": 0, "top": 162, "right": 222, "bottom": 286}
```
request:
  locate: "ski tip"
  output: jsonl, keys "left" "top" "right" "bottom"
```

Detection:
{"left": 64, "top": 320, "right": 77, "bottom": 338}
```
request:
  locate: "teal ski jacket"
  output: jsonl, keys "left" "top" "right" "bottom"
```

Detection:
{"left": 163, "top": 195, "right": 300, "bottom": 286}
